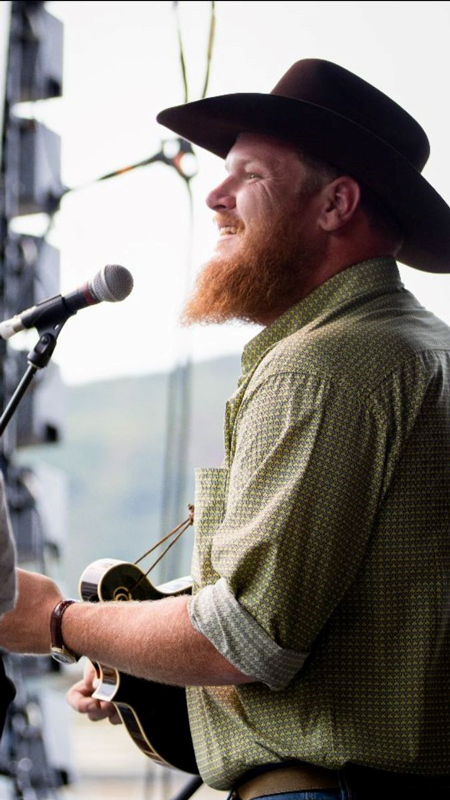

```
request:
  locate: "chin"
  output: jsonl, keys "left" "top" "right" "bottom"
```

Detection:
{"left": 216, "top": 235, "right": 239, "bottom": 248}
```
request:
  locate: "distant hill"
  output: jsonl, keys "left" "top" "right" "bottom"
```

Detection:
{"left": 17, "top": 354, "right": 241, "bottom": 596}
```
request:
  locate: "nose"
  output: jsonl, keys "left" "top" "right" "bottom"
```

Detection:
{"left": 206, "top": 177, "right": 236, "bottom": 211}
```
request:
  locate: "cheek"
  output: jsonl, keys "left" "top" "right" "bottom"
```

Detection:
{"left": 238, "top": 186, "right": 288, "bottom": 223}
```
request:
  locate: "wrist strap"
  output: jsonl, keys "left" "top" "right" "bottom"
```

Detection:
{"left": 50, "top": 599, "right": 78, "bottom": 654}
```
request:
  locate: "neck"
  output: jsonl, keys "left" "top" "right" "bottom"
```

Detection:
{"left": 260, "top": 247, "right": 396, "bottom": 327}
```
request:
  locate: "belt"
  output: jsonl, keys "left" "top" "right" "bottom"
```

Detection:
{"left": 235, "top": 764, "right": 338, "bottom": 800}
{"left": 234, "top": 762, "right": 450, "bottom": 800}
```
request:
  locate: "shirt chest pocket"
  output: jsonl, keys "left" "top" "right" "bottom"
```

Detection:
{"left": 191, "top": 467, "right": 228, "bottom": 591}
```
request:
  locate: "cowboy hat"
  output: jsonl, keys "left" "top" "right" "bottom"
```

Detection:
{"left": 157, "top": 58, "right": 450, "bottom": 273}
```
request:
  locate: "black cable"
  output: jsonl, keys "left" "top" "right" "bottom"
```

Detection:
{"left": 171, "top": 776, "right": 203, "bottom": 800}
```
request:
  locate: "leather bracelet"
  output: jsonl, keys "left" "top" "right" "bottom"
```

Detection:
{"left": 50, "top": 599, "right": 80, "bottom": 665}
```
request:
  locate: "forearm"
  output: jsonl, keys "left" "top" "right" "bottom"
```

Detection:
{"left": 62, "top": 594, "right": 253, "bottom": 686}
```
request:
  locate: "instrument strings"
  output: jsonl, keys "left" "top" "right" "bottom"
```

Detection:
{"left": 130, "top": 504, "right": 195, "bottom": 592}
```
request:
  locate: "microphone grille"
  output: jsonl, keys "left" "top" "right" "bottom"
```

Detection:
{"left": 92, "top": 265, "right": 134, "bottom": 302}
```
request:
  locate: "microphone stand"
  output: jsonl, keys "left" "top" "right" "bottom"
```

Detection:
{"left": 0, "top": 321, "right": 66, "bottom": 437}
{"left": 1, "top": 328, "right": 206, "bottom": 800}
{"left": 170, "top": 775, "right": 203, "bottom": 800}
{"left": 0, "top": 325, "right": 206, "bottom": 800}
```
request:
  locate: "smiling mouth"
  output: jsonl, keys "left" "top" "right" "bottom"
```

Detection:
{"left": 219, "top": 226, "right": 238, "bottom": 236}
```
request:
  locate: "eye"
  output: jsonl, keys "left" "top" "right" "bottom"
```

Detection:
{"left": 246, "top": 172, "right": 261, "bottom": 180}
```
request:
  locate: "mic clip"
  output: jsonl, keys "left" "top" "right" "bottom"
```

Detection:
{"left": 27, "top": 314, "right": 69, "bottom": 371}
{"left": 27, "top": 330, "right": 57, "bottom": 371}
{"left": 22, "top": 294, "right": 76, "bottom": 334}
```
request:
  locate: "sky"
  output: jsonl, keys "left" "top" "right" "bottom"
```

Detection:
{"left": 8, "top": 0, "right": 450, "bottom": 384}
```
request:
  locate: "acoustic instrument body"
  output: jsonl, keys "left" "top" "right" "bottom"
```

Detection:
{"left": 79, "top": 559, "right": 198, "bottom": 775}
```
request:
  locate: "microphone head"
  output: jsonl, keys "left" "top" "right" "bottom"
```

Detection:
{"left": 91, "top": 265, "right": 134, "bottom": 303}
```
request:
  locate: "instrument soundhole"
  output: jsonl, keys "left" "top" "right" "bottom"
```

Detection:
{"left": 113, "top": 586, "right": 132, "bottom": 601}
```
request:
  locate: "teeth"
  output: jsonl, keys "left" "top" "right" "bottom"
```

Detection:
{"left": 220, "top": 226, "right": 237, "bottom": 235}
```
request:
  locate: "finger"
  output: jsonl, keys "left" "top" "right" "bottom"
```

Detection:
{"left": 86, "top": 699, "right": 118, "bottom": 722}
{"left": 104, "top": 701, "right": 121, "bottom": 721}
{"left": 86, "top": 704, "right": 112, "bottom": 722}
{"left": 83, "top": 661, "right": 100, "bottom": 691}
{"left": 100, "top": 700, "right": 119, "bottom": 718}
{"left": 70, "top": 696, "right": 97, "bottom": 715}
{"left": 67, "top": 679, "right": 95, "bottom": 699}
{"left": 67, "top": 689, "right": 99, "bottom": 714}
{"left": 66, "top": 684, "right": 94, "bottom": 710}
{"left": 88, "top": 700, "right": 121, "bottom": 724}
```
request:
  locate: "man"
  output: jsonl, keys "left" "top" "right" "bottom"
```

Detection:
{"left": 0, "top": 472, "right": 16, "bottom": 732}
{"left": 1, "top": 59, "right": 450, "bottom": 798}
{"left": 0, "top": 474, "right": 16, "bottom": 620}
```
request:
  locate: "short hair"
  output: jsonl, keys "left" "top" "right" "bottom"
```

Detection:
{"left": 297, "top": 149, "right": 403, "bottom": 244}
{"left": 358, "top": 183, "right": 404, "bottom": 244}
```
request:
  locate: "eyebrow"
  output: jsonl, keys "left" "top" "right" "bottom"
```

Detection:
{"left": 224, "top": 155, "right": 266, "bottom": 173}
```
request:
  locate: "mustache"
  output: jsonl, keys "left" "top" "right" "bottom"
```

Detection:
{"left": 213, "top": 214, "right": 244, "bottom": 231}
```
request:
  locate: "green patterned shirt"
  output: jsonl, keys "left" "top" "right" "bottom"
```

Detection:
{"left": 187, "top": 257, "right": 450, "bottom": 790}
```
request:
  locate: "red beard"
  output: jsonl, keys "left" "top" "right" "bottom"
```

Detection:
{"left": 181, "top": 204, "right": 325, "bottom": 327}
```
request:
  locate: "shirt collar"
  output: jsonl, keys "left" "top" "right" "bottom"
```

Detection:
{"left": 241, "top": 256, "right": 403, "bottom": 378}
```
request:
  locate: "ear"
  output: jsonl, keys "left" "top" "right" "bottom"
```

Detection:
{"left": 317, "top": 177, "right": 361, "bottom": 232}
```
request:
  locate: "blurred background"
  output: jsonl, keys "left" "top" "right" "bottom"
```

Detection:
{"left": 0, "top": 1, "right": 449, "bottom": 798}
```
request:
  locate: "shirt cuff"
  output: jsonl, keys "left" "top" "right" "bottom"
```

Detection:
{"left": 188, "top": 577, "right": 308, "bottom": 691}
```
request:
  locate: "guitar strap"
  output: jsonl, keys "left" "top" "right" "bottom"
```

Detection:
{"left": 131, "top": 504, "right": 195, "bottom": 591}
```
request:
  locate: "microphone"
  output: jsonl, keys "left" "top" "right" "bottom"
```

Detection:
{"left": 0, "top": 265, "right": 134, "bottom": 340}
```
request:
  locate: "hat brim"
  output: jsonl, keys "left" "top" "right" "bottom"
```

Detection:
{"left": 157, "top": 94, "right": 450, "bottom": 274}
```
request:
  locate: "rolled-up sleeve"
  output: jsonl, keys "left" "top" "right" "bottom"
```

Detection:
{"left": 189, "top": 370, "right": 392, "bottom": 690}
{"left": 189, "top": 577, "right": 307, "bottom": 689}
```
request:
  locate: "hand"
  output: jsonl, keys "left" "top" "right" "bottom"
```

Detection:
{"left": 0, "top": 569, "right": 63, "bottom": 653}
{"left": 66, "top": 659, "right": 121, "bottom": 725}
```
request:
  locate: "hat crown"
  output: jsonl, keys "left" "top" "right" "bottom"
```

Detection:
{"left": 272, "top": 59, "right": 430, "bottom": 172}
